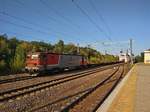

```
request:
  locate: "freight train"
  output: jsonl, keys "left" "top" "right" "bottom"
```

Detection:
{"left": 25, "top": 52, "right": 88, "bottom": 75}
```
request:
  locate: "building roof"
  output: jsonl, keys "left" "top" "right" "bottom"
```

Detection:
{"left": 144, "top": 50, "right": 150, "bottom": 53}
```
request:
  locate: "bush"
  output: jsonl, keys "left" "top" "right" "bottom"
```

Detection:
{"left": 0, "top": 60, "right": 6, "bottom": 72}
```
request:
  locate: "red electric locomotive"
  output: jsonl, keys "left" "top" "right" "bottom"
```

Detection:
{"left": 25, "top": 52, "right": 88, "bottom": 75}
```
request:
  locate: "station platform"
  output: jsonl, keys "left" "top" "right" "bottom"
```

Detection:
{"left": 97, "top": 63, "right": 150, "bottom": 112}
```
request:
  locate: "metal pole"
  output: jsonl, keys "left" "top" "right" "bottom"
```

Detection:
{"left": 87, "top": 44, "right": 91, "bottom": 63}
{"left": 105, "top": 50, "right": 107, "bottom": 55}
{"left": 77, "top": 43, "right": 80, "bottom": 54}
{"left": 130, "top": 39, "right": 133, "bottom": 64}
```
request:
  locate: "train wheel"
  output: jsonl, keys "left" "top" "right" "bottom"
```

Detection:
{"left": 29, "top": 71, "right": 38, "bottom": 76}
{"left": 32, "top": 73, "right": 38, "bottom": 76}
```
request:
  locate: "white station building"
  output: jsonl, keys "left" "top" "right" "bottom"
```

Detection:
{"left": 144, "top": 50, "right": 150, "bottom": 64}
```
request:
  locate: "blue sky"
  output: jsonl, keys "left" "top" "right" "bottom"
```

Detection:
{"left": 0, "top": 0, "right": 150, "bottom": 55}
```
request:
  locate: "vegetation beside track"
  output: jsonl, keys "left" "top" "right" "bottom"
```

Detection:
{"left": 0, "top": 34, "right": 118, "bottom": 74}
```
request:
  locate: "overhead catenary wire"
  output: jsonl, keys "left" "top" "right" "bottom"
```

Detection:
{"left": 72, "top": 0, "right": 111, "bottom": 41}
{"left": 88, "top": 0, "right": 112, "bottom": 37}
{"left": 39, "top": 0, "right": 81, "bottom": 30}
{"left": 0, "top": 17, "right": 84, "bottom": 44}
{"left": 0, "top": 11, "right": 79, "bottom": 38}
{"left": 12, "top": 0, "right": 66, "bottom": 25}
{"left": 0, "top": 18, "right": 81, "bottom": 42}
{"left": 12, "top": 0, "right": 25, "bottom": 6}
{"left": 10, "top": 0, "right": 84, "bottom": 42}
{"left": 0, "top": 18, "right": 62, "bottom": 37}
{"left": 1, "top": 31, "right": 44, "bottom": 41}
{"left": 0, "top": 11, "right": 52, "bottom": 31}
{"left": 92, "top": 40, "right": 130, "bottom": 54}
{"left": 39, "top": 0, "right": 87, "bottom": 42}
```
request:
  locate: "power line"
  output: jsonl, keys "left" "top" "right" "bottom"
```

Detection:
{"left": 39, "top": 0, "right": 81, "bottom": 30}
{"left": 12, "top": 0, "right": 25, "bottom": 6}
{"left": 72, "top": 0, "right": 111, "bottom": 41}
{"left": 88, "top": 0, "right": 112, "bottom": 37}
{"left": 0, "top": 11, "right": 77, "bottom": 38}
{"left": 39, "top": 0, "right": 87, "bottom": 42}
{"left": 0, "top": 17, "right": 83, "bottom": 42}
{"left": 12, "top": 0, "right": 66, "bottom": 25}
{"left": 10, "top": 0, "right": 84, "bottom": 41}
{"left": 39, "top": 1, "right": 90, "bottom": 41}
{"left": 0, "top": 18, "right": 61, "bottom": 37}
{"left": 1, "top": 31, "right": 43, "bottom": 41}
{"left": 0, "top": 11, "right": 45, "bottom": 28}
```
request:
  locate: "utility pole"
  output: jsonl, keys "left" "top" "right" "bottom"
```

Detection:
{"left": 87, "top": 44, "right": 91, "bottom": 63}
{"left": 105, "top": 50, "right": 107, "bottom": 55}
{"left": 130, "top": 38, "right": 133, "bottom": 64}
{"left": 77, "top": 43, "right": 80, "bottom": 54}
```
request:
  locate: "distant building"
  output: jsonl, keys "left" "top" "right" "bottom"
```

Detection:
{"left": 144, "top": 50, "right": 150, "bottom": 64}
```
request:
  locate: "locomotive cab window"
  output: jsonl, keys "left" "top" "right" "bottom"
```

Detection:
{"left": 31, "top": 54, "right": 39, "bottom": 60}
{"left": 27, "top": 55, "right": 31, "bottom": 59}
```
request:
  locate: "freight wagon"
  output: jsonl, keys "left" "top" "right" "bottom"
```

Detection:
{"left": 25, "top": 52, "right": 88, "bottom": 75}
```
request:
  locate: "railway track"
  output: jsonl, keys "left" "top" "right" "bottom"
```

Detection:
{"left": 0, "top": 64, "right": 122, "bottom": 103}
{"left": 0, "top": 76, "right": 35, "bottom": 84}
{"left": 28, "top": 65, "right": 124, "bottom": 112}
{"left": 67, "top": 65, "right": 124, "bottom": 112}
{"left": 0, "top": 63, "right": 121, "bottom": 85}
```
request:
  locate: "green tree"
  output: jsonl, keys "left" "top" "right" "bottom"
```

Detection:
{"left": 54, "top": 40, "right": 64, "bottom": 53}
{"left": 11, "top": 44, "right": 26, "bottom": 72}
{"left": 0, "top": 60, "right": 7, "bottom": 72}
{"left": 64, "top": 43, "right": 77, "bottom": 54}
{"left": 31, "top": 41, "right": 53, "bottom": 52}
{"left": 135, "top": 52, "right": 144, "bottom": 62}
{"left": 0, "top": 35, "right": 9, "bottom": 72}
{"left": 8, "top": 37, "right": 19, "bottom": 55}
{"left": 0, "top": 34, "right": 120, "bottom": 73}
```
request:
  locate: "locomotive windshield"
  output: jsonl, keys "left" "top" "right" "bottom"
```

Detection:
{"left": 26, "top": 54, "right": 31, "bottom": 59}
{"left": 31, "top": 54, "right": 39, "bottom": 60}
